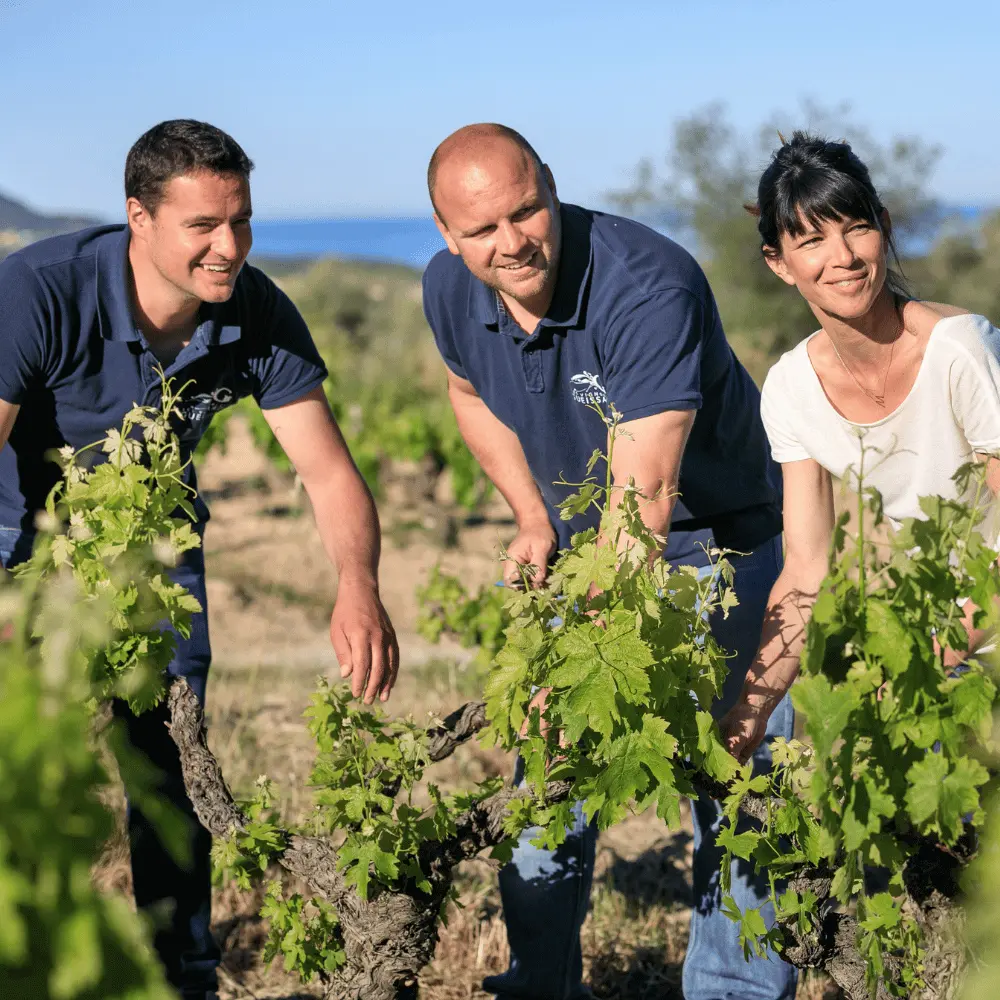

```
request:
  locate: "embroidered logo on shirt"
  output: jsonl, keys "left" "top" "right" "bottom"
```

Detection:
{"left": 171, "top": 387, "right": 239, "bottom": 443}
{"left": 570, "top": 371, "right": 607, "bottom": 405}
{"left": 176, "top": 386, "right": 236, "bottom": 423}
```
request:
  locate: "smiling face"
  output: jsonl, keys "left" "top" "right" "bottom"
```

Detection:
{"left": 432, "top": 139, "right": 561, "bottom": 314}
{"left": 765, "top": 210, "right": 891, "bottom": 320}
{"left": 128, "top": 169, "right": 253, "bottom": 308}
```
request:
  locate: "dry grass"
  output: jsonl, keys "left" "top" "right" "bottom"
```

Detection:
{"left": 88, "top": 419, "right": 842, "bottom": 999}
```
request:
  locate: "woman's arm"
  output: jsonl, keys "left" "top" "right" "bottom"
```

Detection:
{"left": 721, "top": 458, "right": 835, "bottom": 763}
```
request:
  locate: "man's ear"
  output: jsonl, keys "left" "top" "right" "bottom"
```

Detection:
{"left": 126, "top": 197, "right": 151, "bottom": 240}
{"left": 763, "top": 247, "right": 796, "bottom": 286}
{"left": 433, "top": 212, "right": 460, "bottom": 256}
{"left": 542, "top": 164, "right": 558, "bottom": 206}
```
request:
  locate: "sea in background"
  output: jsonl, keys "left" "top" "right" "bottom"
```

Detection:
{"left": 247, "top": 205, "right": 992, "bottom": 269}
{"left": 250, "top": 217, "right": 445, "bottom": 268}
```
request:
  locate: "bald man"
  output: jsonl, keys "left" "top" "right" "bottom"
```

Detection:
{"left": 421, "top": 124, "right": 796, "bottom": 1000}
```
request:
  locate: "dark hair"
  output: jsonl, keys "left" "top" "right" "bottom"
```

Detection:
{"left": 754, "top": 131, "right": 909, "bottom": 297}
{"left": 427, "top": 123, "right": 545, "bottom": 217}
{"left": 125, "top": 119, "right": 254, "bottom": 212}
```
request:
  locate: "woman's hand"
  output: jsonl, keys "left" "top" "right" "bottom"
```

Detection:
{"left": 720, "top": 693, "right": 779, "bottom": 765}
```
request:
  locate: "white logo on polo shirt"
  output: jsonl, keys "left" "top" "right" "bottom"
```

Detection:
{"left": 184, "top": 386, "right": 234, "bottom": 411}
{"left": 570, "top": 371, "right": 607, "bottom": 405}
{"left": 175, "top": 386, "right": 236, "bottom": 425}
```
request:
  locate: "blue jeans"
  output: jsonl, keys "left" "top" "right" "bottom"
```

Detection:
{"left": 0, "top": 525, "right": 220, "bottom": 997}
{"left": 483, "top": 535, "right": 797, "bottom": 1000}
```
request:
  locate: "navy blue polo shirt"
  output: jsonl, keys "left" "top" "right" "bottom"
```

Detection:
{"left": 0, "top": 225, "right": 328, "bottom": 533}
{"left": 422, "top": 204, "right": 781, "bottom": 566}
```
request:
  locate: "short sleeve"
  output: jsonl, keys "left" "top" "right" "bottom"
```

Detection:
{"left": 601, "top": 288, "right": 705, "bottom": 420}
{"left": 0, "top": 255, "right": 49, "bottom": 404}
{"left": 252, "top": 281, "right": 329, "bottom": 410}
{"left": 950, "top": 318, "right": 1000, "bottom": 453}
{"left": 760, "top": 363, "right": 811, "bottom": 463}
{"left": 421, "top": 265, "right": 468, "bottom": 379}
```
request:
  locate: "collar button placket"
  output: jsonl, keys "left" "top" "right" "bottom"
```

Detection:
{"left": 521, "top": 345, "right": 544, "bottom": 394}
{"left": 140, "top": 348, "right": 161, "bottom": 406}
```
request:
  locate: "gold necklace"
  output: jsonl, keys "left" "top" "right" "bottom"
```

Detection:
{"left": 829, "top": 332, "right": 897, "bottom": 408}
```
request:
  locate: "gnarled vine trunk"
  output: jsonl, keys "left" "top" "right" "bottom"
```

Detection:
{"left": 166, "top": 680, "right": 968, "bottom": 1000}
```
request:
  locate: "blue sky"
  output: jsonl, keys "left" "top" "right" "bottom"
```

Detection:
{"left": 2, "top": 0, "right": 997, "bottom": 219}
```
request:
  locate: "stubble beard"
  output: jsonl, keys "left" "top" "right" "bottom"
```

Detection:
{"left": 487, "top": 253, "right": 554, "bottom": 306}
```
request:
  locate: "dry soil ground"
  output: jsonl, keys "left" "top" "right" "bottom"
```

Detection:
{"left": 96, "top": 417, "right": 840, "bottom": 1000}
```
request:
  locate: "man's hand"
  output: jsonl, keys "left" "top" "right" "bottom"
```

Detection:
{"left": 504, "top": 520, "right": 556, "bottom": 589}
{"left": 519, "top": 686, "right": 568, "bottom": 748}
{"left": 720, "top": 694, "right": 775, "bottom": 765}
{"left": 329, "top": 575, "right": 399, "bottom": 705}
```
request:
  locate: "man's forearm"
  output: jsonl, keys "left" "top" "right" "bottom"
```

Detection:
{"left": 303, "top": 471, "right": 381, "bottom": 587}
{"left": 449, "top": 385, "right": 549, "bottom": 528}
{"left": 615, "top": 474, "right": 676, "bottom": 535}
{"left": 607, "top": 410, "right": 692, "bottom": 553}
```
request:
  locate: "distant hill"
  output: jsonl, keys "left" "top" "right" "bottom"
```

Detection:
{"left": 0, "top": 190, "right": 100, "bottom": 233}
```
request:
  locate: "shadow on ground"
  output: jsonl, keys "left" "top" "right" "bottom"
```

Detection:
{"left": 603, "top": 830, "right": 694, "bottom": 909}
{"left": 583, "top": 833, "right": 694, "bottom": 1000}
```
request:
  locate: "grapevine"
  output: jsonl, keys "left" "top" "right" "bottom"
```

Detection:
{"left": 416, "top": 440, "right": 1000, "bottom": 998}
{"left": 0, "top": 577, "right": 177, "bottom": 999}
{"left": 415, "top": 566, "right": 508, "bottom": 666}
{"left": 0, "top": 379, "right": 211, "bottom": 998}
{"left": 10, "top": 380, "right": 993, "bottom": 999}
{"left": 168, "top": 405, "right": 745, "bottom": 999}
{"left": 15, "top": 377, "right": 204, "bottom": 712}
{"left": 713, "top": 450, "right": 1000, "bottom": 998}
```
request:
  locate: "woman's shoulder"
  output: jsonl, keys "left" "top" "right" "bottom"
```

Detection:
{"left": 908, "top": 300, "right": 971, "bottom": 323}
{"left": 903, "top": 300, "right": 991, "bottom": 340}
{"left": 917, "top": 304, "right": 999, "bottom": 360}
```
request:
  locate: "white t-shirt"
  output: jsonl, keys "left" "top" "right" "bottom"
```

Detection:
{"left": 760, "top": 314, "right": 1000, "bottom": 547}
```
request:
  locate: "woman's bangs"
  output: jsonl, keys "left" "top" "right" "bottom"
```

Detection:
{"left": 776, "top": 170, "right": 881, "bottom": 241}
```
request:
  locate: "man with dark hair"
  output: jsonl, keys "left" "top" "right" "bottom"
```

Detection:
{"left": 125, "top": 118, "right": 255, "bottom": 212}
{"left": 422, "top": 123, "right": 796, "bottom": 1000}
{"left": 0, "top": 119, "right": 399, "bottom": 999}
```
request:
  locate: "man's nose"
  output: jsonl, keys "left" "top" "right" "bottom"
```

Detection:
{"left": 212, "top": 224, "right": 238, "bottom": 259}
{"left": 496, "top": 219, "right": 528, "bottom": 257}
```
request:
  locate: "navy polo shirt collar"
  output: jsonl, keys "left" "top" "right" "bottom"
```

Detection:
{"left": 95, "top": 228, "right": 139, "bottom": 343}
{"left": 540, "top": 205, "right": 592, "bottom": 329}
{"left": 465, "top": 204, "right": 594, "bottom": 332}
{"left": 94, "top": 226, "right": 243, "bottom": 347}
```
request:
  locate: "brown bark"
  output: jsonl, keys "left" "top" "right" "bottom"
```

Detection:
{"left": 167, "top": 683, "right": 968, "bottom": 1000}
{"left": 166, "top": 681, "right": 566, "bottom": 1000}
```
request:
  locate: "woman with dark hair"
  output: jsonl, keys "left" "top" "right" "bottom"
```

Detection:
{"left": 722, "top": 132, "right": 1000, "bottom": 760}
